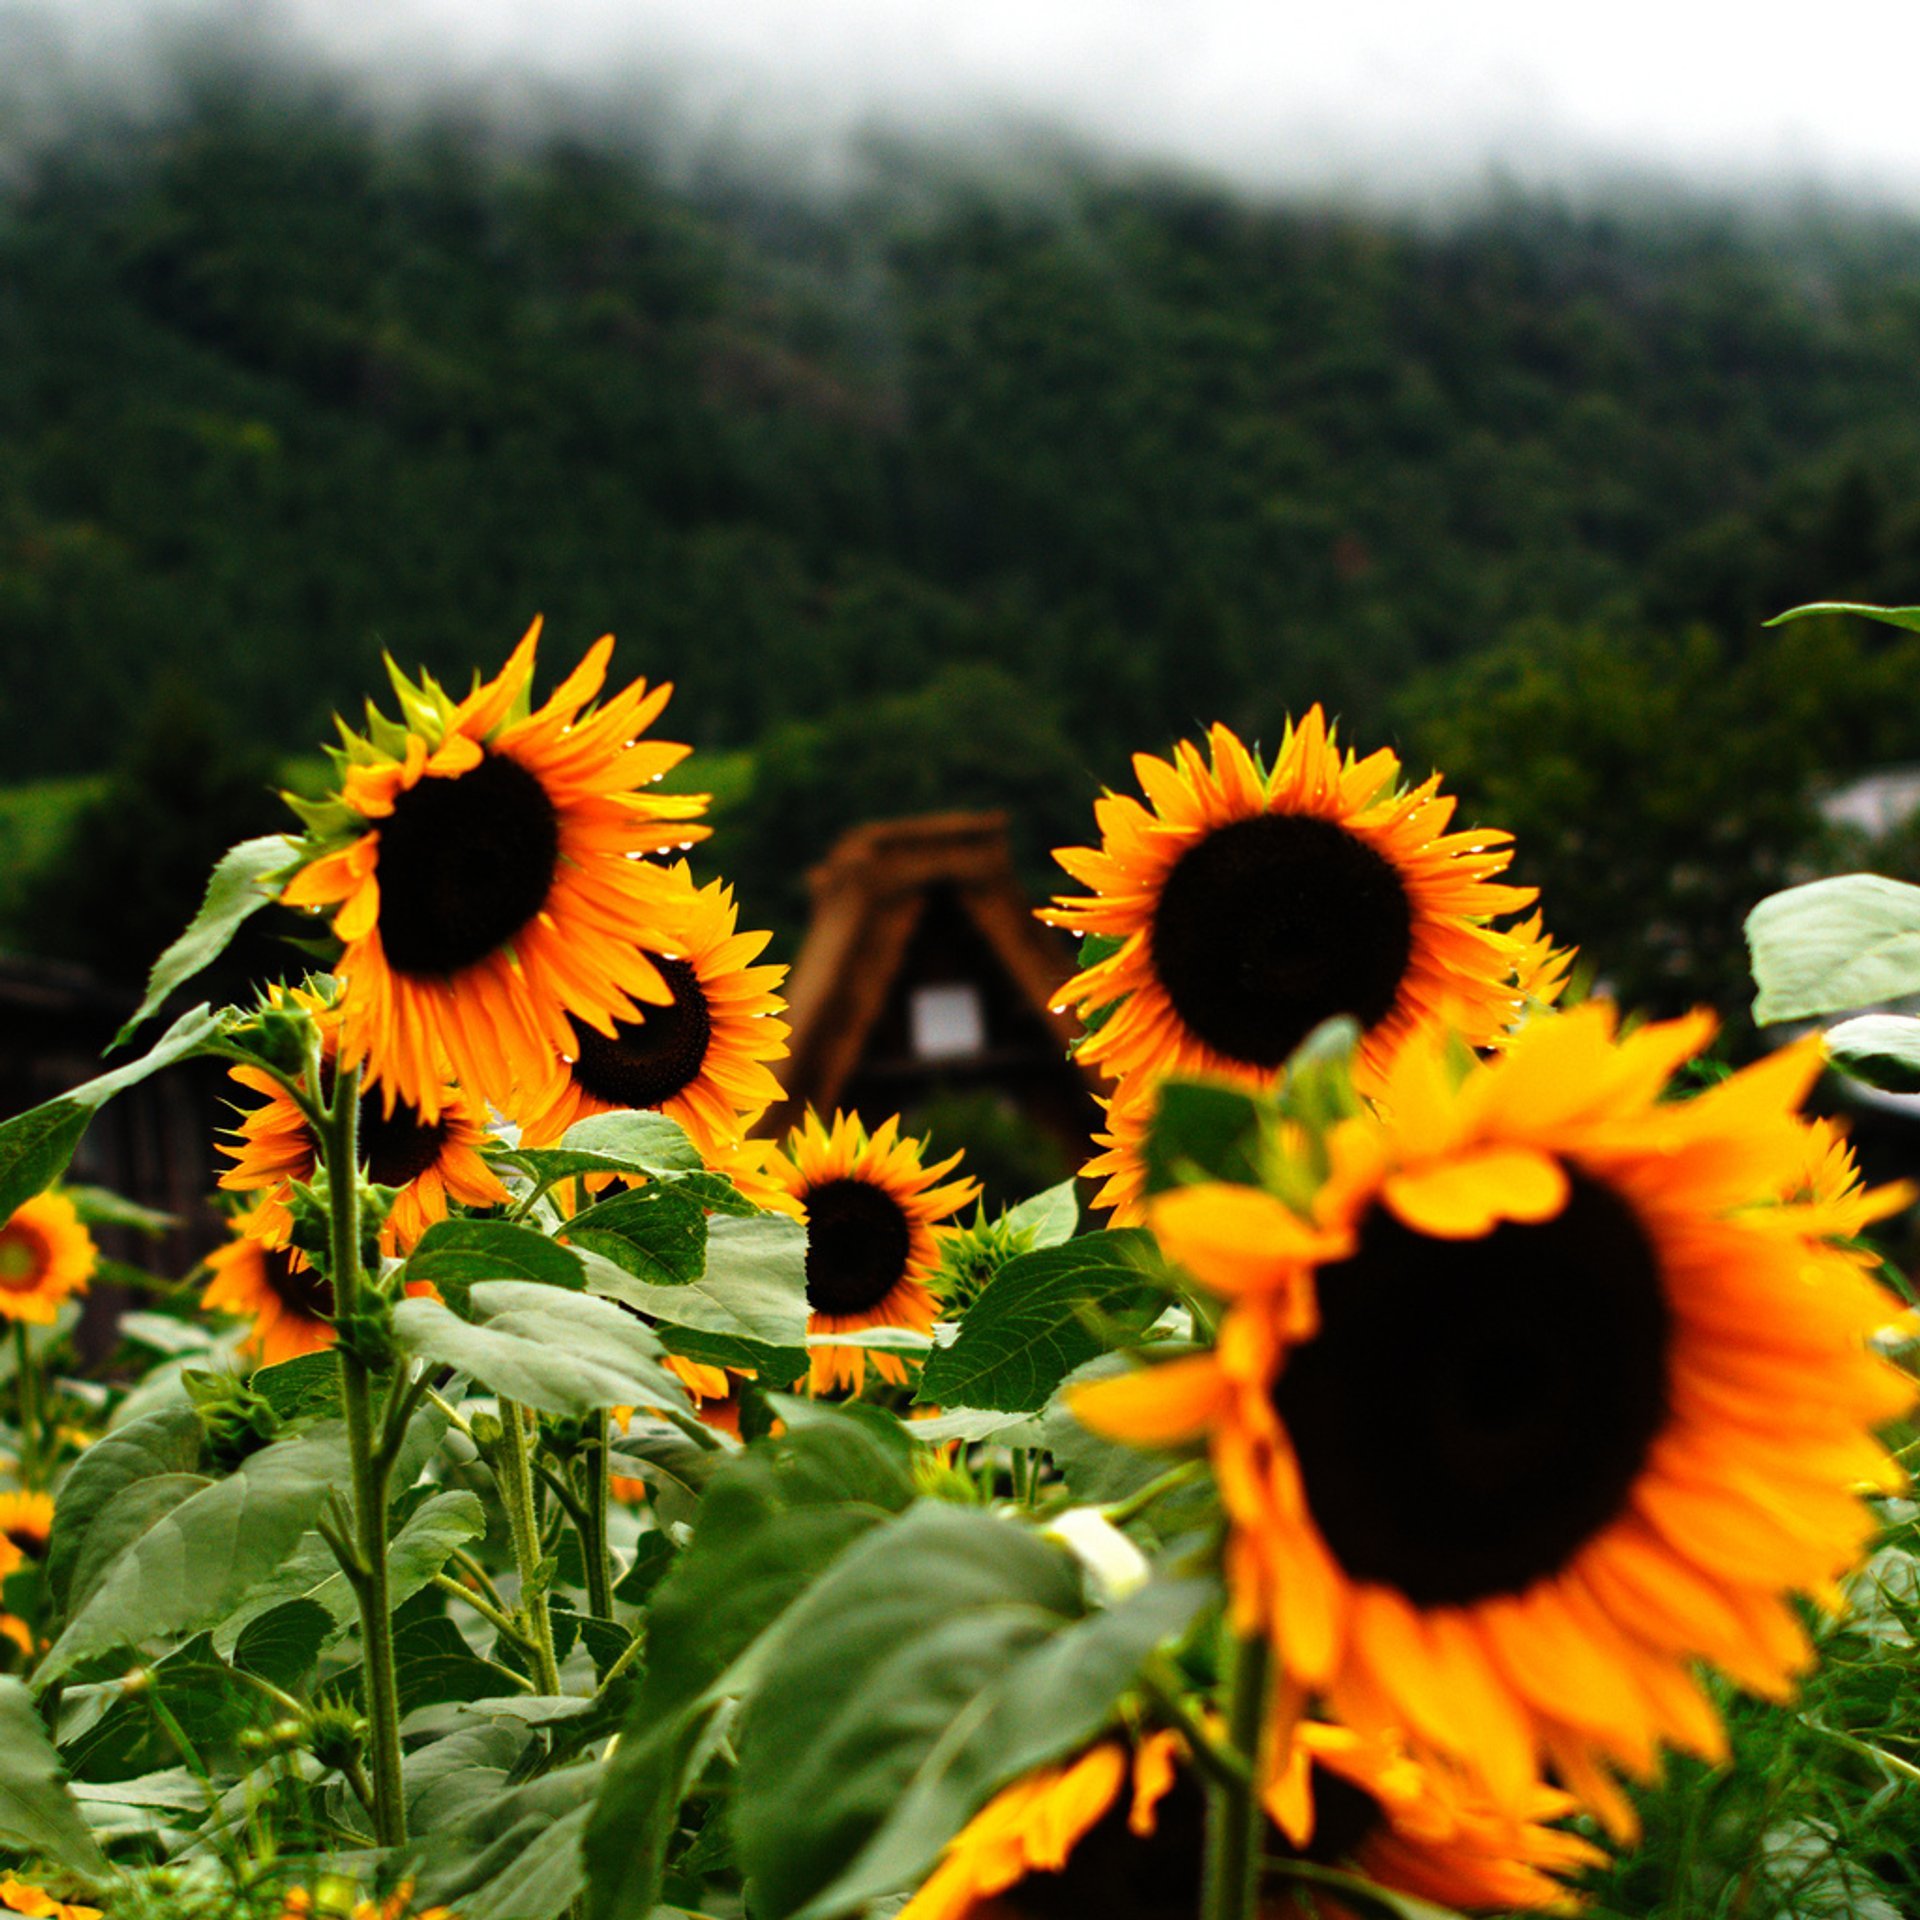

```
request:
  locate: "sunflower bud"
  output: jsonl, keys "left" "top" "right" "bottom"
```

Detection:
{"left": 305, "top": 1700, "right": 367, "bottom": 1775}
{"left": 182, "top": 1369, "right": 281, "bottom": 1468}
{"left": 933, "top": 1204, "right": 1036, "bottom": 1314}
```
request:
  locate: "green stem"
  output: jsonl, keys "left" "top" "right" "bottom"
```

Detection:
{"left": 321, "top": 1059, "right": 407, "bottom": 1849}
{"left": 495, "top": 1399, "right": 563, "bottom": 1695}
{"left": 596, "top": 1627, "right": 646, "bottom": 1694}
{"left": 433, "top": 1571, "right": 541, "bottom": 1655}
{"left": 1102, "top": 1459, "right": 1207, "bottom": 1529}
{"left": 13, "top": 1323, "right": 39, "bottom": 1491}
{"left": 1200, "top": 1631, "right": 1271, "bottom": 1920}
{"left": 584, "top": 1410, "right": 615, "bottom": 1623}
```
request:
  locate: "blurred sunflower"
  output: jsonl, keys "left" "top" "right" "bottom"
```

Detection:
{"left": 1040, "top": 715, "right": 1561, "bottom": 1099}
{"left": 0, "top": 1192, "right": 94, "bottom": 1327}
{"left": 0, "top": 1878, "right": 101, "bottom": 1920}
{"left": 769, "top": 1111, "right": 978, "bottom": 1393}
{"left": 280, "top": 618, "right": 708, "bottom": 1123}
{"left": 901, "top": 1724, "right": 1597, "bottom": 1919}
{"left": 201, "top": 1216, "right": 337, "bottom": 1367}
{"left": 278, "top": 1879, "right": 452, "bottom": 1920}
{"left": 219, "top": 988, "right": 510, "bottom": 1256}
{"left": 518, "top": 863, "right": 789, "bottom": 1163}
{"left": 1078, "top": 1005, "right": 1915, "bottom": 1830}
{"left": 0, "top": 1492, "right": 54, "bottom": 1564}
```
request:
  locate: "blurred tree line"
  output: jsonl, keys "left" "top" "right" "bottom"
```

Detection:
{"left": 9, "top": 68, "right": 1920, "bottom": 1018}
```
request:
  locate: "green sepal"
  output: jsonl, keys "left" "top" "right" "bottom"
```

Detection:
{"left": 334, "top": 1295, "right": 398, "bottom": 1373}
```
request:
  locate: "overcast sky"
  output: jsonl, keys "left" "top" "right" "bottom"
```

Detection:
{"left": 17, "top": 0, "right": 1920, "bottom": 204}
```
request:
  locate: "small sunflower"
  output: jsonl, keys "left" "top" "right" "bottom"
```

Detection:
{"left": 0, "top": 1192, "right": 94, "bottom": 1327}
{"left": 278, "top": 1881, "right": 452, "bottom": 1920}
{"left": 0, "top": 1878, "right": 102, "bottom": 1920}
{"left": 610, "top": 1364, "right": 746, "bottom": 1501}
{"left": 201, "top": 1214, "right": 338, "bottom": 1368}
{"left": 0, "top": 1492, "right": 54, "bottom": 1563}
{"left": 768, "top": 1111, "right": 978, "bottom": 1394}
{"left": 901, "top": 1725, "right": 1597, "bottom": 1920}
{"left": 1077, "top": 1005, "right": 1915, "bottom": 1830}
{"left": 218, "top": 988, "right": 510, "bottom": 1255}
{"left": 1040, "top": 715, "right": 1560, "bottom": 1098}
{"left": 280, "top": 618, "right": 708, "bottom": 1124}
{"left": 518, "top": 862, "right": 789, "bottom": 1162}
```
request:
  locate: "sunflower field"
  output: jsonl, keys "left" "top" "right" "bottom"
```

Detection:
{"left": 0, "top": 599, "right": 1912, "bottom": 1920}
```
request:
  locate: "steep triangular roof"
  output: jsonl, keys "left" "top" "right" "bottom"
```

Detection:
{"left": 763, "top": 811, "right": 1099, "bottom": 1141}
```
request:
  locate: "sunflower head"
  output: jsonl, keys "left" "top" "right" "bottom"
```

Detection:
{"left": 768, "top": 1110, "right": 979, "bottom": 1395}
{"left": 517, "top": 861, "right": 790, "bottom": 1161}
{"left": 0, "top": 1192, "right": 95, "bottom": 1327}
{"left": 0, "top": 1492, "right": 54, "bottom": 1563}
{"left": 279, "top": 619, "right": 709, "bottom": 1124}
{"left": 1077, "top": 1005, "right": 1916, "bottom": 1828}
{"left": 201, "top": 1214, "right": 338, "bottom": 1368}
{"left": 900, "top": 1724, "right": 1597, "bottom": 1920}
{"left": 0, "top": 1878, "right": 103, "bottom": 1920}
{"left": 1041, "top": 715, "right": 1561, "bottom": 1100}
{"left": 218, "top": 985, "right": 511, "bottom": 1256}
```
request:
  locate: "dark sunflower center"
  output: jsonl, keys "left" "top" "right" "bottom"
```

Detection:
{"left": 999, "top": 1764, "right": 1381, "bottom": 1920}
{"left": 803, "top": 1178, "right": 912, "bottom": 1317}
{"left": 0, "top": 1226, "right": 49, "bottom": 1291}
{"left": 1275, "top": 1167, "right": 1671, "bottom": 1607}
{"left": 568, "top": 957, "right": 713, "bottom": 1109}
{"left": 356, "top": 1088, "right": 451, "bottom": 1189}
{"left": 1149, "top": 814, "right": 1414, "bottom": 1069}
{"left": 262, "top": 1246, "right": 335, "bottom": 1323}
{"left": 374, "top": 750, "right": 559, "bottom": 978}
{"left": 3, "top": 1526, "right": 43, "bottom": 1557}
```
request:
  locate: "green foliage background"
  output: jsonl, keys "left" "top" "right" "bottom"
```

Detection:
{"left": 11, "top": 62, "right": 1920, "bottom": 1005}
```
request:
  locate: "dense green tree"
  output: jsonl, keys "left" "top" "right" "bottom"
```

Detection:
{"left": 1397, "top": 616, "right": 1920, "bottom": 1024}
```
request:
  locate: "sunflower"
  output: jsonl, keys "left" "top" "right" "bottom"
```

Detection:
{"left": 278, "top": 1881, "right": 452, "bottom": 1920}
{"left": 1789, "top": 1114, "right": 1914, "bottom": 1249}
{"left": 901, "top": 1724, "right": 1597, "bottom": 1920}
{"left": 0, "top": 1879, "right": 102, "bottom": 1920}
{"left": 219, "top": 987, "right": 510, "bottom": 1255}
{"left": 0, "top": 1192, "right": 94, "bottom": 1327}
{"left": 0, "top": 1492, "right": 54, "bottom": 1564}
{"left": 201, "top": 1214, "right": 338, "bottom": 1368}
{"left": 1076, "top": 1005, "right": 1915, "bottom": 1830}
{"left": 767, "top": 1110, "right": 979, "bottom": 1394}
{"left": 1040, "top": 715, "right": 1560, "bottom": 1099}
{"left": 280, "top": 618, "right": 709, "bottom": 1124}
{"left": 610, "top": 1363, "right": 746, "bottom": 1501}
{"left": 517, "top": 862, "right": 789, "bottom": 1163}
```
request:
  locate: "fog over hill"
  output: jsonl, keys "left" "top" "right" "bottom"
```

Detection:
{"left": 8, "top": 0, "right": 1920, "bottom": 208}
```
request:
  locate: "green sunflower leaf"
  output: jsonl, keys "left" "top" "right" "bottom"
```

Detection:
{"left": 0, "top": 1002, "right": 225, "bottom": 1220}
{"left": 1003, "top": 1177, "right": 1080, "bottom": 1248}
{"left": 402, "top": 1218, "right": 587, "bottom": 1317}
{"left": 0, "top": 1676, "right": 108, "bottom": 1874}
{"left": 579, "top": 1212, "right": 810, "bottom": 1357}
{"left": 786, "top": 1567, "right": 1216, "bottom": 1920}
{"left": 916, "top": 1230, "right": 1169, "bottom": 1413}
{"left": 37, "top": 1422, "right": 350, "bottom": 1686}
{"left": 392, "top": 1283, "right": 692, "bottom": 1418}
{"left": 1823, "top": 1013, "right": 1920, "bottom": 1093}
{"left": 565, "top": 1185, "right": 709, "bottom": 1287}
{"left": 1748, "top": 873, "right": 1920, "bottom": 1022}
{"left": 113, "top": 833, "right": 296, "bottom": 1048}
{"left": 560, "top": 1109, "right": 706, "bottom": 1175}
{"left": 252, "top": 1349, "right": 344, "bottom": 1423}
{"left": 229, "top": 1597, "right": 334, "bottom": 1690}
{"left": 1143, "top": 1077, "right": 1269, "bottom": 1194}
{"left": 1767, "top": 599, "right": 1920, "bottom": 636}
{"left": 732, "top": 1504, "right": 1207, "bottom": 1920}
{"left": 583, "top": 1406, "right": 913, "bottom": 1920}
{"left": 43, "top": 1404, "right": 204, "bottom": 1613}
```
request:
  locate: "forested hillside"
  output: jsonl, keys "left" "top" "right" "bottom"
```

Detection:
{"left": 10, "top": 68, "right": 1920, "bottom": 1006}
